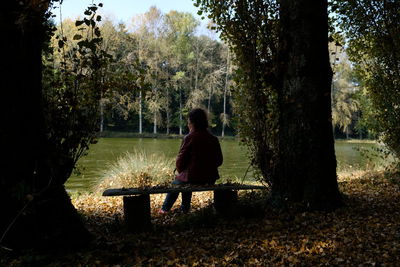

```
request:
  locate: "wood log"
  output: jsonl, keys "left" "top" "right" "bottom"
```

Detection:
{"left": 213, "top": 189, "right": 238, "bottom": 217}
{"left": 103, "top": 184, "right": 267, "bottom": 196}
{"left": 123, "top": 195, "right": 151, "bottom": 232}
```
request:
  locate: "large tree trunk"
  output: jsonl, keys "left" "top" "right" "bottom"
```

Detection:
{"left": 273, "top": 0, "right": 341, "bottom": 209}
{"left": 0, "top": 1, "right": 90, "bottom": 249}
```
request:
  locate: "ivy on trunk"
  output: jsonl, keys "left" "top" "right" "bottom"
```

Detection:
{"left": 0, "top": 0, "right": 90, "bottom": 250}
{"left": 196, "top": 0, "right": 342, "bottom": 210}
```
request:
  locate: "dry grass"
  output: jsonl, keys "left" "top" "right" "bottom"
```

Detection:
{"left": 95, "top": 150, "right": 175, "bottom": 193}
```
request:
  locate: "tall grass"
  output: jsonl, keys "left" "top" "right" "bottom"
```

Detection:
{"left": 95, "top": 150, "right": 175, "bottom": 192}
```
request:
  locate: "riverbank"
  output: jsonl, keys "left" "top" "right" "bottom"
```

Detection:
{"left": 98, "top": 131, "right": 237, "bottom": 140}
{"left": 335, "top": 138, "right": 377, "bottom": 144}
{"left": 99, "top": 131, "right": 377, "bottom": 142}
{"left": 3, "top": 170, "right": 400, "bottom": 266}
{"left": 66, "top": 138, "right": 382, "bottom": 192}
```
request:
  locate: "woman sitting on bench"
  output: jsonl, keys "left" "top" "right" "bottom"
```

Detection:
{"left": 159, "top": 108, "right": 223, "bottom": 214}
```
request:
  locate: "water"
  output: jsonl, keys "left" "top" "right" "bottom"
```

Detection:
{"left": 66, "top": 138, "right": 382, "bottom": 192}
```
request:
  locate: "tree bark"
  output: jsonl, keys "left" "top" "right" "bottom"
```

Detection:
{"left": 274, "top": 0, "right": 342, "bottom": 210}
{"left": 0, "top": 1, "right": 90, "bottom": 249}
{"left": 179, "top": 87, "right": 183, "bottom": 135}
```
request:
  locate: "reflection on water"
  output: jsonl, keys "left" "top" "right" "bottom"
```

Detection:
{"left": 66, "top": 138, "right": 383, "bottom": 192}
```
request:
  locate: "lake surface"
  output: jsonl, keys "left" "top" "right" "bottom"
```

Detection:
{"left": 66, "top": 138, "right": 381, "bottom": 192}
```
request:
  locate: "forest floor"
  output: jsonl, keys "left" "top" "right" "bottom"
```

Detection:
{"left": 2, "top": 170, "right": 400, "bottom": 266}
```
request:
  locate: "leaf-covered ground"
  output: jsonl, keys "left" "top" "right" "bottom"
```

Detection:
{"left": 2, "top": 170, "right": 400, "bottom": 266}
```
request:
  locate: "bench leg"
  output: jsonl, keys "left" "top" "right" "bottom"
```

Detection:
{"left": 123, "top": 194, "right": 151, "bottom": 232}
{"left": 213, "top": 189, "right": 238, "bottom": 216}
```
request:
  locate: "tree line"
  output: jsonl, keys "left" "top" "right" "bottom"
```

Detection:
{"left": 47, "top": 5, "right": 380, "bottom": 140}
{"left": 48, "top": 6, "right": 234, "bottom": 136}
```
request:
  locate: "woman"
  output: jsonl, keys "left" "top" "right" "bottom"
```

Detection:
{"left": 159, "top": 108, "right": 223, "bottom": 213}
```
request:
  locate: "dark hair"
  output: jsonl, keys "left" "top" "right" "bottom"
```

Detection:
{"left": 188, "top": 108, "right": 209, "bottom": 130}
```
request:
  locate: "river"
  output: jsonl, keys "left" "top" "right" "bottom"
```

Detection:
{"left": 65, "top": 138, "right": 380, "bottom": 192}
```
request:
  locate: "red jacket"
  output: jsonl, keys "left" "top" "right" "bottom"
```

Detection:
{"left": 176, "top": 129, "right": 223, "bottom": 184}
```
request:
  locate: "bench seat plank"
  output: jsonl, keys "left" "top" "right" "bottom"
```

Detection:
{"left": 103, "top": 184, "right": 267, "bottom": 196}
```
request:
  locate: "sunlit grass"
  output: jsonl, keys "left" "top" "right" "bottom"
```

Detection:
{"left": 335, "top": 139, "right": 377, "bottom": 144}
{"left": 95, "top": 150, "right": 175, "bottom": 193}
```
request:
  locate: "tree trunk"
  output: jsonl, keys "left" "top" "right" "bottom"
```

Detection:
{"left": 179, "top": 88, "right": 183, "bottom": 135}
{"left": 274, "top": 0, "right": 342, "bottom": 210}
{"left": 221, "top": 92, "right": 226, "bottom": 138}
{"left": 207, "top": 87, "right": 212, "bottom": 112}
{"left": 166, "top": 87, "right": 170, "bottom": 135}
{"left": 139, "top": 90, "right": 143, "bottom": 134}
{"left": 222, "top": 49, "right": 230, "bottom": 138}
{"left": 100, "top": 99, "right": 104, "bottom": 132}
{"left": 0, "top": 1, "right": 90, "bottom": 249}
{"left": 153, "top": 87, "right": 157, "bottom": 134}
{"left": 153, "top": 112, "right": 157, "bottom": 134}
{"left": 194, "top": 43, "right": 199, "bottom": 91}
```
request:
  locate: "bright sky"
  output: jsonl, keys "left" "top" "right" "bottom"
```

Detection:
{"left": 59, "top": 0, "right": 208, "bottom": 31}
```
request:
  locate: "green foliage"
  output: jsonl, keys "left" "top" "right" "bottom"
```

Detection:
{"left": 353, "top": 88, "right": 378, "bottom": 139}
{"left": 330, "top": 51, "right": 360, "bottom": 136}
{"left": 47, "top": 7, "right": 234, "bottom": 136}
{"left": 125, "top": 7, "right": 232, "bottom": 134}
{"left": 195, "top": 0, "right": 280, "bottom": 184}
{"left": 42, "top": 2, "right": 112, "bottom": 183}
{"left": 332, "top": 0, "right": 400, "bottom": 162}
{"left": 99, "top": 19, "right": 149, "bottom": 123}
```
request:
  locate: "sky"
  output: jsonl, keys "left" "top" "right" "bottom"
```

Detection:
{"left": 58, "top": 0, "right": 208, "bottom": 31}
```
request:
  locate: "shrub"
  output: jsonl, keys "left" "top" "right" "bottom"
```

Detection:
{"left": 95, "top": 150, "right": 174, "bottom": 192}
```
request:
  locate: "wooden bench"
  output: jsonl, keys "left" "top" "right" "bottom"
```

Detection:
{"left": 102, "top": 184, "right": 267, "bottom": 231}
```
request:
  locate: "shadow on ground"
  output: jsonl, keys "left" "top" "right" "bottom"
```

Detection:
{"left": 2, "top": 171, "right": 400, "bottom": 266}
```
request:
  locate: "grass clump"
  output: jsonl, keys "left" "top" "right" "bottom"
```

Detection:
{"left": 95, "top": 150, "right": 175, "bottom": 192}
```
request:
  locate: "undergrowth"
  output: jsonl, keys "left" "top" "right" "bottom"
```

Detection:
{"left": 95, "top": 150, "right": 174, "bottom": 192}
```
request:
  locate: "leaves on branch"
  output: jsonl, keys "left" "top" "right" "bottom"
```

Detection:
{"left": 73, "top": 34, "right": 82, "bottom": 40}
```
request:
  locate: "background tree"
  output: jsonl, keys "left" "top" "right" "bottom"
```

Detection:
{"left": 197, "top": 0, "right": 342, "bottom": 209}
{"left": 221, "top": 46, "right": 232, "bottom": 137}
{"left": 62, "top": 7, "right": 234, "bottom": 136}
{"left": 164, "top": 10, "right": 199, "bottom": 133}
{"left": 101, "top": 22, "right": 147, "bottom": 133}
{"left": 196, "top": 0, "right": 280, "bottom": 184}
{"left": 333, "top": 0, "right": 400, "bottom": 163}
{"left": 330, "top": 50, "right": 360, "bottom": 139}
